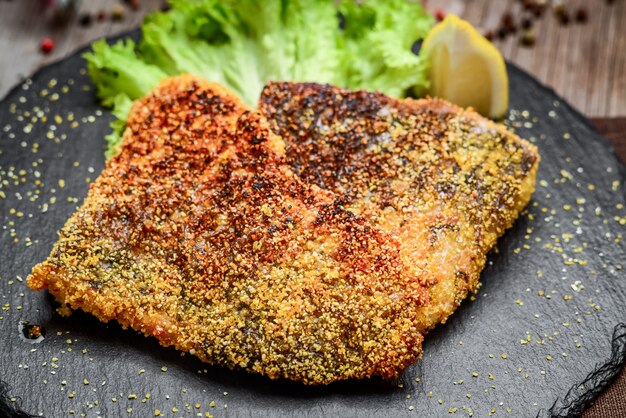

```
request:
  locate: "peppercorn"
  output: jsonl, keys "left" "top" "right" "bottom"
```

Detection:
{"left": 554, "top": 2, "right": 566, "bottom": 16}
{"left": 111, "top": 4, "right": 125, "bottom": 21}
{"left": 501, "top": 12, "right": 514, "bottom": 28}
{"left": 128, "top": 0, "right": 141, "bottom": 10}
{"left": 435, "top": 8, "right": 446, "bottom": 22}
{"left": 497, "top": 28, "right": 508, "bottom": 40}
{"left": 40, "top": 38, "right": 54, "bottom": 54}
{"left": 575, "top": 8, "right": 588, "bottom": 23}
{"left": 96, "top": 10, "right": 106, "bottom": 21}
{"left": 79, "top": 13, "right": 92, "bottom": 27}
{"left": 520, "top": 30, "right": 536, "bottom": 47}
{"left": 484, "top": 30, "right": 495, "bottom": 42}
{"left": 500, "top": 12, "right": 518, "bottom": 35}
{"left": 521, "top": 17, "right": 533, "bottom": 29}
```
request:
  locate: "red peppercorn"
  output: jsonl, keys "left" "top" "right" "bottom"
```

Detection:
{"left": 40, "top": 38, "right": 54, "bottom": 54}
{"left": 484, "top": 30, "right": 495, "bottom": 42}
{"left": 501, "top": 12, "right": 514, "bottom": 28}
{"left": 435, "top": 8, "right": 446, "bottom": 22}
{"left": 575, "top": 8, "right": 588, "bottom": 23}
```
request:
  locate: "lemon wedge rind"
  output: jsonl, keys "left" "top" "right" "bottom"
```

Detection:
{"left": 421, "top": 14, "right": 509, "bottom": 119}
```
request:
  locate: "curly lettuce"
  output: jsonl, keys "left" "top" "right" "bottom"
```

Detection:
{"left": 83, "top": 0, "right": 433, "bottom": 157}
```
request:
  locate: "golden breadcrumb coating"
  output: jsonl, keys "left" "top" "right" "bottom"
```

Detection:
{"left": 28, "top": 75, "right": 428, "bottom": 385}
{"left": 259, "top": 82, "right": 540, "bottom": 332}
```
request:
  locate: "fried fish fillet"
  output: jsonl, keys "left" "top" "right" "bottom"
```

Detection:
{"left": 28, "top": 75, "right": 427, "bottom": 384}
{"left": 260, "top": 82, "right": 540, "bottom": 332}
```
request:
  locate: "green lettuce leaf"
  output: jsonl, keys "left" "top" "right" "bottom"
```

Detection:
{"left": 84, "top": 0, "right": 433, "bottom": 158}
{"left": 84, "top": 39, "right": 166, "bottom": 106}
{"left": 337, "top": 0, "right": 433, "bottom": 97}
{"left": 84, "top": 39, "right": 167, "bottom": 155}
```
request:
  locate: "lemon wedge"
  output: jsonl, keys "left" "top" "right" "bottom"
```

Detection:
{"left": 421, "top": 14, "right": 508, "bottom": 119}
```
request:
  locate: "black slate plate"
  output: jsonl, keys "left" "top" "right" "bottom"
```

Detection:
{"left": 0, "top": 32, "right": 625, "bottom": 418}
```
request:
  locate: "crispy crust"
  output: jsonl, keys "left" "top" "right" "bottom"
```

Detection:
{"left": 259, "top": 82, "right": 540, "bottom": 332}
{"left": 28, "top": 75, "right": 427, "bottom": 385}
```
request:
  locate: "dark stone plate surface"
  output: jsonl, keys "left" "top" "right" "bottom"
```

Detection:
{"left": 0, "top": 33, "right": 624, "bottom": 418}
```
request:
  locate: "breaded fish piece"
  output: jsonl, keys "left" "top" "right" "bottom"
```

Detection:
{"left": 260, "top": 82, "right": 540, "bottom": 332}
{"left": 28, "top": 75, "right": 427, "bottom": 384}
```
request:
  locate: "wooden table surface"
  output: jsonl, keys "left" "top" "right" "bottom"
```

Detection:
{"left": 0, "top": 1, "right": 624, "bottom": 417}
{"left": 0, "top": 0, "right": 165, "bottom": 100}
{"left": 427, "top": 0, "right": 626, "bottom": 118}
{"left": 1, "top": 0, "right": 624, "bottom": 118}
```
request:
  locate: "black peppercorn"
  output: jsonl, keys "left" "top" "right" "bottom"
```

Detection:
{"left": 79, "top": 13, "right": 92, "bottom": 27}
